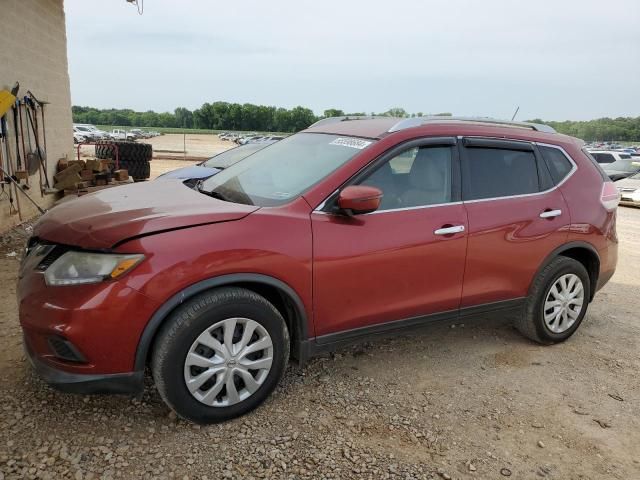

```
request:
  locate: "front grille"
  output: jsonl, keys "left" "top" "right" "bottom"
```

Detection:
{"left": 47, "top": 336, "right": 87, "bottom": 363}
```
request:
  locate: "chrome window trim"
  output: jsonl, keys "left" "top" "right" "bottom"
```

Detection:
{"left": 367, "top": 201, "right": 463, "bottom": 215}
{"left": 312, "top": 201, "right": 464, "bottom": 216}
{"left": 312, "top": 140, "right": 578, "bottom": 213}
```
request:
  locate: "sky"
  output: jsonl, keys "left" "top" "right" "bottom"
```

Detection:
{"left": 65, "top": 0, "right": 640, "bottom": 121}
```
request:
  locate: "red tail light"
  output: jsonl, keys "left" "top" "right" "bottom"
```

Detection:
{"left": 600, "top": 182, "right": 620, "bottom": 211}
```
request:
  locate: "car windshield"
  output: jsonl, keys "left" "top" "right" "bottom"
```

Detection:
{"left": 201, "top": 133, "right": 375, "bottom": 206}
{"left": 202, "top": 144, "right": 268, "bottom": 169}
{"left": 606, "top": 159, "right": 640, "bottom": 172}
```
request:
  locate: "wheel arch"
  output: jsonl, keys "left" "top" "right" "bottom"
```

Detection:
{"left": 134, "top": 274, "right": 310, "bottom": 371}
{"left": 530, "top": 241, "right": 600, "bottom": 302}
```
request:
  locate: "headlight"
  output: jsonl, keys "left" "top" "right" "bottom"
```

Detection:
{"left": 44, "top": 251, "right": 144, "bottom": 286}
{"left": 632, "top": 189, "right": 640, "bottom": 202}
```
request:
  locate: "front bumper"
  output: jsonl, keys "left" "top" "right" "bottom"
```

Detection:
{"left": 18, "top": 243, "right": 161, "bottom": 380}
{"left": 24, "top": 337, "right": 144, "bottom": 394}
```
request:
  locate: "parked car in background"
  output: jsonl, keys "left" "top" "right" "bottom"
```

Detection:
{"left": 156, "top": 141, "right": 278, "bottom": 184}
{"left": 74, "top": 124, "right": 110, "bottom": 140}
{"left": 588, "top": 150, "right": 631, "bottom": 164}
{"left": 73, "top": 125, "right": 98, "bottom": 142}
{"left": 601, "top": 157, "right": 640, "bottom": 181}
{"left": 247, "top": 135, "right": 286, "bottom": 144}
{"left": 616, "top": 172, "right": 640, "bottom": 207}
{"left": 130, "top": 129, "right": 154, "bottom": 139}
{"left": 619, "top": 148, "right": 637, "bottom": 155}
{"left": 235, "top": 133, "right": 258, "bottom": 145}
{"left": 19, "top": 116, "right": 618, "bottom": 424}
{"left": 73, "top": 131, "right": 87, "bottom": 144}
{"left": 110, "top": 129, "right": 136, "bottom": 141}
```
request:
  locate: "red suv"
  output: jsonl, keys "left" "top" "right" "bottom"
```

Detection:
{"left": 18, "top": 117, "right": 619, "bottom": 424}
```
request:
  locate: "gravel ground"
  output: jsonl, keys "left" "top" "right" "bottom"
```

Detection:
{"left": 0, "top": 208, "right": 639, "bottom": 480}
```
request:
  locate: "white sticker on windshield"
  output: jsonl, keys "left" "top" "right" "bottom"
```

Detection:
{"left": 329, "top": 137, "right": 373, "bottom": 150}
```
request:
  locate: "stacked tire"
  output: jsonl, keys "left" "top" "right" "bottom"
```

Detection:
{"left": 95, "top": 141, "right": 152, "bottom": 181}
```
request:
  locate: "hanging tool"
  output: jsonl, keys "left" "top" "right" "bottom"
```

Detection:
{"left": 27, "top": 91, "right": 49, "bottom": 163}
{"left": 12, "top": 100, "right": 28, "bottom": 181}
{"left": 24, "top": 96, "right": 50, "bottom": 191}
{"left": 0, "top": 128, "right": 15, "bottom": 213}
{"left": 0, "top": 161, "right": 45, "bottom": 215}
{"left": 1, "top": 111, "right": 22, "bottom": 219}
{"left": 16, "top": 98, "right": 32, "bottom": 181}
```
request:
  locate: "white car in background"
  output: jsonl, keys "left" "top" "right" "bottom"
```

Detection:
{"left": 588, "top": 150, "right": 632, "bottom": 164}
{"left": 73, "top": 131, "right": 87, "bottom": 144}
{"left": 74, "top": 124, "right": 109, "bottom": 141}
{"left": 616, "top": 172, "right": 640, "bottom": 207}
{"left": 110, "top": 129, "right": 136, "bottom": 141}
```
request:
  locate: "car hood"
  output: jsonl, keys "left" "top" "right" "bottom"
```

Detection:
{"left": 156, "top": 165, "right": 220, "bottom": 180}
{"left": 34, "top": 180, "right": 259, "bottom": 249}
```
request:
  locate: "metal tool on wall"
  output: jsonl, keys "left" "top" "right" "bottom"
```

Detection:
{"left": 24, "top": 94, "right": 51, "bottom": 193}
{"left": 11, "top": 99, "right": 28, "bottom": 183}
{"left": 1, "top": 109, "right": 22, "bottom": 219}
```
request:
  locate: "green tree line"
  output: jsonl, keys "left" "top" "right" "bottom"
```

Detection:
{"left": 72, "top": 104, "right": 640, "bottom": 140}
{"left": 528, "top": 117, "right": 640, "bottom": 142}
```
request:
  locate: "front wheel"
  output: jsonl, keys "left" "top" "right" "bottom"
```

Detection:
{"left": 151, "top": 287, "right": 290, "bottom": 424}
{"left": 516, "top": 257, "right": 591, "bottom": 344}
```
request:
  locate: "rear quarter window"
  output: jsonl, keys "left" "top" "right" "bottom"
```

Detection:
{"left": 582, "top": 149, "right": 609, "bottom": 181}
{"left": 539, "top": 146, "right": 574, "bottom": 185}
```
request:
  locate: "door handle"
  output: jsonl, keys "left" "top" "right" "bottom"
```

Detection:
{"left": 434, "top": 225, "right": 465, "bottom": 235}
{"left": 539, "top": 209, "right": 562, "bottom": 219}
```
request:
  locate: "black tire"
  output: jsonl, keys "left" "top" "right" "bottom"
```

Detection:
{"left": 516, "top": 257, "right": 591, "bottom": 344}
{"left": 95, "top": 141, "right": 152, "bottom": 163}
{"left": 118, "top": 159, "right": 150, "bottom": 181}
{"left": 151, "top": 287, "right": 290, "bottom": 424}
{"left": 95, "top": 141, "right": 152, "bottom": 180}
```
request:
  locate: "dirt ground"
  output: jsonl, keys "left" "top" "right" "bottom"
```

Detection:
{"left": 0, "top": 207, "right": 639, "bottom": 480}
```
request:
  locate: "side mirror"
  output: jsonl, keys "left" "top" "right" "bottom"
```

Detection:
{"left": 337, "top": 185, "right": 382, "bottom": 215}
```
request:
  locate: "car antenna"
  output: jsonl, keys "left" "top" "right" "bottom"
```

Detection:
{"left": 511, "top": 106, "right": 520, "bottom": 121}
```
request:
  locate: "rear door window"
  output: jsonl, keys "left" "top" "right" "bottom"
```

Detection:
{"left": 462, "top": 146, "right": 540, "bottom": 200}
{"left": 539, "top": 146, "right": 574, "bottom": 185}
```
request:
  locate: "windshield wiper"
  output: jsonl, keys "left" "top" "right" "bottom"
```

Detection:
{"left": 195, "top": 181, "right": 231, "bottom": 202}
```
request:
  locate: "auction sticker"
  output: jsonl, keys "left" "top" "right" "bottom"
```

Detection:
{"left": 329, "top": 137, "right": 373, "bottom": 150}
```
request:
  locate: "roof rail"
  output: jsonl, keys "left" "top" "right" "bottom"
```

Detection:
{"left": 308, "top": 115, "right": 384, "bottom": 128}
{"left": 388, "top": 116, "right": 556, "bottom": 134}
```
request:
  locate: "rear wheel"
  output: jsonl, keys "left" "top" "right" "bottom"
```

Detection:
{"left": 516, "top": 257, "right": 591, "bottom": 344}
{"left": 151, "top": 287, "right": 290, "bottom": 424}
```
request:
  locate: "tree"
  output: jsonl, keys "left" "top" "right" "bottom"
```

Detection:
{"left": 70, "top": 104, "right": 640, "bottom": 141}
{"left": 323, "top": 109, "right": 345, "bottom": 118}
{"left": 382, "top": 107, "right": 408, "bottom": 118}
{"left": 174, "top": 107, "right": 193, "bottom": 128}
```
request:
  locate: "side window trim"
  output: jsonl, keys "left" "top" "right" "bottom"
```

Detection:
{"left": 535, "top": 142, "right": 578, "bottom": 188}
{"left": 459, "top": 138, "right": 578, "bottom": 203}
{"left": 532, "top": 143, "right": 555, "bottom": 191}
{"left": 318, "top": 137, "right": 461, "bottom": 213}
{"left": 460, "top": 137, "right": 541, "bottom": 202}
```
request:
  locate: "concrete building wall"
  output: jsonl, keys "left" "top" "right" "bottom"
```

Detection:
{"left": 0, "top": 0, "right": 73, "bottom": 233}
